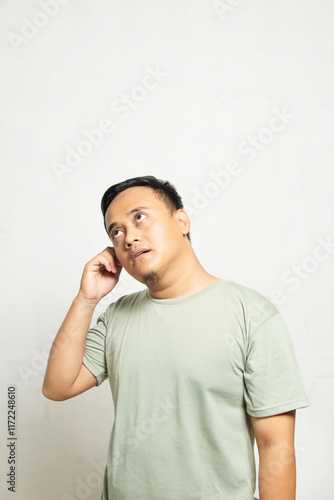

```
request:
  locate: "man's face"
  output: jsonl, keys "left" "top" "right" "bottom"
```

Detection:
{"left": 104, "top": 186, "right": 189, "bottom": 286}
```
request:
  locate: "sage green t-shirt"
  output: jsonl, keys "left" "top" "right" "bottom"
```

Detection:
{"left": 83, "top": 279, "right": 309, "bottom": 500}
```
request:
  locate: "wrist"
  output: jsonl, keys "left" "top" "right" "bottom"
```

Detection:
{"left": 74, "top": 293, "right": 99, "bottom": 310}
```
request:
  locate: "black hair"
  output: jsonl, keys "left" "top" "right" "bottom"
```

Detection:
{"left": 101, "top": 175, "right": 191, "bottom": 242}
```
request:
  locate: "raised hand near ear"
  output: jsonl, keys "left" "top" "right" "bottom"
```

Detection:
{"left": 78, "top": 247, "right": 123, "bottom": 305}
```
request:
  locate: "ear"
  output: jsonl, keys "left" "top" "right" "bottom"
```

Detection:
{"left": 175, "top": 209, "right": 191, "bottom": 237}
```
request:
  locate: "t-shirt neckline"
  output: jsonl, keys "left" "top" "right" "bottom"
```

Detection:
{"left": 145, "top": 279, "right": 229, "bottom": 305}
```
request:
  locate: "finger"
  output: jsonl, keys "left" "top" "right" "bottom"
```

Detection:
{"left": 92, "top": 254, "right": 115, "bottom": 273}
{"left": 104, "top": 246, "right": 122, "bottom": 268}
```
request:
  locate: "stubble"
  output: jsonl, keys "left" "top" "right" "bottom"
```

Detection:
{"left": 142, "top": 271, "right": 159, "bottom": 288}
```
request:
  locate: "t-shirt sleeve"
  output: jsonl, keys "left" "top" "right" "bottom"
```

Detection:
{"left": 82, "top": 311, "right": 109, "bottom": 386}
{"left": 243, "top": 312, "right": 309, "bottom": 417}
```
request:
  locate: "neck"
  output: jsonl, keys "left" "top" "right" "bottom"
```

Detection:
{"left": 147, "top": 247, "right": 220, "bottom": 299}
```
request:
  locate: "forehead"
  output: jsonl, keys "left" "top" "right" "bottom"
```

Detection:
{"left": 105, "top": 186, "right": 165, "bottom": 221}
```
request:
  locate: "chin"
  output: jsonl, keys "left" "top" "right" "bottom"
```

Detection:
{"left": 141, "top": 271, "right": 159, "bottom": 287}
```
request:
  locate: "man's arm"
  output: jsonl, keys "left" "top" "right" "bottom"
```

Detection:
{"left": 42, "top": 247, "right": 122, "bottom": 401}
{"left": 251, "top": 410, "right": 296, "bottom": 500}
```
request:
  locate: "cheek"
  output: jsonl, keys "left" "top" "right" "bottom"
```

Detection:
{"left": 159, "top": 225, "right": 181, "bottom": 245}
{"left": 152, "top": 231, "right": 170, "bottom": 252}
{"left": 114, "top": 245, "right": 126, "bottom": 263}
{"left": 151, "top": 220, "right": 176, "bottom": 240}
{"left": 116, "top": 253, "right": 124, "bottom": 265}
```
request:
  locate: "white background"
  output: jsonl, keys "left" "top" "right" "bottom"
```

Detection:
{"left": 1, "top": 1, "right": 333, "bottom": 499}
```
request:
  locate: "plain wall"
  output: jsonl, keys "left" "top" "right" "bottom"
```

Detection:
{"left": 1, "top": 1, "right": 333, "bottom": 498}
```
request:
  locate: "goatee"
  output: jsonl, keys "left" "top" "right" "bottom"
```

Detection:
{"left": 142, "top": 271, "right": 159, "bottom": 288}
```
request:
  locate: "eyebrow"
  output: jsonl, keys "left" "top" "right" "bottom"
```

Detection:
{"left": 107, "top": 206, "right": 149, "bottom": 236}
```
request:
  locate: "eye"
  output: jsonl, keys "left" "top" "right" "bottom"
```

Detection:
{"left": 112, "top": 229, "right": 123, "bottom": 240}
{"left": 111, "top": 214, "right": 146, "bottom": 240}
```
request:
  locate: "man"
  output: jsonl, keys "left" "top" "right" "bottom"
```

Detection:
{"left": 43, "top": 175, "right": 309, "bottom": 500}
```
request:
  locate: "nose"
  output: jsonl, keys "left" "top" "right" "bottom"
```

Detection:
{"left": 124, "top": 227, "right": 141, "bottom": 248}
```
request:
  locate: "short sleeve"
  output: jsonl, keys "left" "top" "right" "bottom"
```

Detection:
{"left": 82, "top": 311, "right": 108, "bottom": 386}
{"left": 244, "top": 312, "right": 309, "bottom": 417}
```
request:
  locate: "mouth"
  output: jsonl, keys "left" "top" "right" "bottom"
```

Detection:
{"left": 132, "top": 250, "right": 151, "bottom": 261}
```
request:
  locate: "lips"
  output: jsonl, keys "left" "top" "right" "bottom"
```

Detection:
{"left": 132, "top": 249, "right": 150, "bottom": 261}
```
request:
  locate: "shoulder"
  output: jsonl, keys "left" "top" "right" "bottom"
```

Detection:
{"left": 103, "top": 288, "right": 148, "bottom": 321}
{"left": 222, "top": 279, "right": 280, "bottom": 330}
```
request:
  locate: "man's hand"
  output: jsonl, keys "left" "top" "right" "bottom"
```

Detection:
{"left": 252, "top": 410, "right": 296, "bottom": 500}
{"left": 77, "top": 246, "right": 122, "bottom": 305}
{"left": 43, "top": 247, "right": 123, "bottom": 401}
